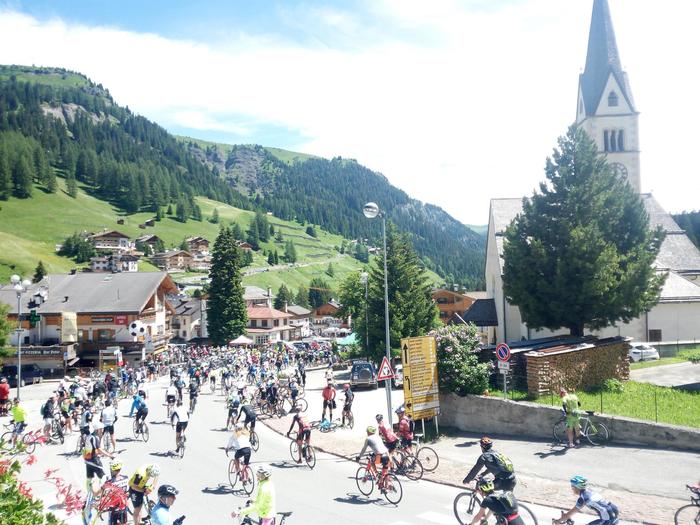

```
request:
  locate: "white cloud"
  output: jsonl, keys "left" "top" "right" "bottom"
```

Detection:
{"left": 0, "top": 1, "right": 698, "bottom": 225}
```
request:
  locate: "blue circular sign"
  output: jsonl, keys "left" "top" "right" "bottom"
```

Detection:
{"left": 496, "top": 343, "right": 511, "bottom": 362}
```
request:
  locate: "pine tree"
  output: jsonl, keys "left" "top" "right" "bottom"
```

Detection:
{"left": 255, "top": 211, "right": 270, "bottom": 242}
{"left": 295, "top": 285, "right": 310, "bottom": 308}
{"left": 308, "top": 277, "right": 332, "bottom": 308}
{"left": 503, "top": 126, "right": 665, "bottom": 336}
{"left": 210, "top": 208, "right": 220, "bottom": 224}
{"left": 46, "top": 169, "right": 58, "bottom": 193}
{"left": 192, "top": 204, "right": 203, "bottom": 221}
{"left": 275, "top": 229, "right": 284, "bottom": 242}
{"left": 274, "top": 284, "right": 294, "bottom": 310}
{"left": 284, "top": 240, "right": 297, "bottom": 263}
{"left": 176, "top": 200, "right": 188, "bottom": 223}
{"left": 12, "top": 153, "right": 34, "bottom": 198}
{"left": 273, "top": 250, "right": 279, "bottom": 265}
{"left": 232, "top": 222, "right": 244, "bottom": 240}
{"left": 243, "top": 249, "right": 254, "bottom": 266}
{"left": 155, "top": 207, "right": 163, "bottom": 221}
{"left": 167, "top": 203, "right": 173, "bottom": 215}
{"left": 180, "top": 238, "right": 189, "bottom": 251}
{"left": 306, "top": 225, "right": 317, "bottom": 238}
{"left": 66, "top": 173, "right": 78, "bottom": 198}
{"left": 326, "top": 262, "right": 335, "bottom": 277}
{"left": 33, "top": 261, "right": 47, "bottom": 283}
{"left": 0, "top": 145, "right": 10, "bottom": 200}
{"left": 267, "top": 252, "right": 275, "bottom": 265}
{"left": 207, "top": 226, "right": 248, "bottom": 345}
{"left": 247, "top": 218, "right": 260, "bottom": 250}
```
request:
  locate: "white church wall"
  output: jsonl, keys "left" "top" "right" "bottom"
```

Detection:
{"left": 594, "top": 76, "right": 633, "bottom": 116}
{"left": 648, "top": 302, "right": 700, "bottom": 343}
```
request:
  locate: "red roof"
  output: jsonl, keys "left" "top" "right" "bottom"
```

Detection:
{"left": 246, "top": 306, "right": 292, "bottom": 319}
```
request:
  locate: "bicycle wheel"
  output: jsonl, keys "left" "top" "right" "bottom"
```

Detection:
{"left": 177, "top": 440, "right": 185, "bottom": 459}
{"left": 289, "top": 440, "right": 299, "bottom": 462}
{"left": 250, "top": 431, "right": 259, "bottom": 452}
{"left": 453, "top": 490, "right": 482, "bottom": 525}
{"left": 242, "top": 466, "right": 255, "bottom": 496}
{"left": 347, "top": 411, "right": 354, "bottom": 429}
{"left": 295, "top": 398, "right": 308, "bottom": 413}
{"left": 132, "top": 420, "right": 139, "bottom": 439}
{"left": 401, "top": 454, "right": 424, "bottom": 481}
{"left": 674, "top": 503, "right": 700, "bottom": 524}
{"left": 55, "top": 424, "right": 65, "bottom": 445}
{"left": 553, "top": 418, "right": 567, "bottom": 444}
{"left": 355, "top": 466, "right": 374, "bottom": 496}
{"left": 585, "top": 420, "right": 610, "bottom": 446}
{"left": 23, "top": 434, "right": 37, "bottom": 454}
{"left": 382, "top": 473, "right": 403, "bottom": 505}
{"left": 517, "top": 503, "right": 539, "bottom": 525}
{"left": 75, "top": 435, "right": 84, "bottom": 455}
{"left": 304, "top": 445, "right": 316, "bottom": 469}
{"left": 416, "top": 446, "right": 439, "bottom": 472}
{"left": 228, "top": 459, "right": 239, "bottom": 488}
{"left": 0, "top": 431, "right": 15, "bottom": 451}
{"left": 103, "top": 433, "right": 112, "bottom": 453}
{"left": 142, "top": 424, "right": 150, "bottom": 443}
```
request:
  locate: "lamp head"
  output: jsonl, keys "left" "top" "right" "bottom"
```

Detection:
{"left": 359, "top": 272, "right": 368, "bottom": 284}
{"left": 10, "top": 275, "right": 20, "bottom": 285}
{"left": 21, "top": 279, "right": 31, "bottom": 288}
{"left": 362, "top": 202, "right": 380, "bottom": 219}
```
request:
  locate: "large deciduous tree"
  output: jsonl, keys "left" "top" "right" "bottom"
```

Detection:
{"left": 503, "top": 126, "right": 666, "bottom": 337}
{"left": 364, "top": 222, "right": 439, "bottom": 359}
{"left": 207, "top": 226, "right": 248, "bottom": 345}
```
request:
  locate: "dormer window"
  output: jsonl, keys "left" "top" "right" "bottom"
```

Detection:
{"left": 608, "top": 91, "right": 619, "bottom": 107}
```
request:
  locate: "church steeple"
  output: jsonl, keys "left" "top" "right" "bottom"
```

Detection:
{"left": 576, "top": 0, "right": 641, "bottom": 193}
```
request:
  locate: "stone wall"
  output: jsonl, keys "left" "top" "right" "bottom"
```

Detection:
{"left": 439, "top": 392, "right": 700, "bottom": 452}
{"left": 525, "top": 339, "right": 630, "bottom": 396}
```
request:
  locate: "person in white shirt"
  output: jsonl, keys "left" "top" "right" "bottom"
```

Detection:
{"left": 100, "top": 399, "right": 118, "bottom": 451}
{"left": 226, "top": 423, "right": 252, "bottom": 482}
{"left": 170, "top": 400, "right": 189, "bottom": 453}
{"left": 165, "top": 384, "right": 178, "bottom": 411}
{"left": 356, "top": 426, "right": 390, "bottom": 479}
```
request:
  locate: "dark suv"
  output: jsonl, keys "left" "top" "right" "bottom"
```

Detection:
{"left": 350, "top": 361, "right": 378, "bottom": 389}
{"left": 1, "top": 364, "right": 44, "bottom": 388}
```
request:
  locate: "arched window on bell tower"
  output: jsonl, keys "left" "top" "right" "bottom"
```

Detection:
{"left": 608, "top": 91, "right": 619, "bottom": 107}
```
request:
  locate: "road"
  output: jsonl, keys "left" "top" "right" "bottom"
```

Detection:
{"left": 8, "top": 371, "right": 641, "bottom": 525}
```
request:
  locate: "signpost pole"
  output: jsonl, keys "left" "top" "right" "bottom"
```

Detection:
{"left": 503, "top": 370, "right": 507, "bottom": 399}
{"left": 434, "top": 415, "right": 439, "bottom": 436}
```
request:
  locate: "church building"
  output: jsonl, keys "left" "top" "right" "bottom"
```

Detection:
{"left": 484, "top": 0, "right": 700, "bottom": 347}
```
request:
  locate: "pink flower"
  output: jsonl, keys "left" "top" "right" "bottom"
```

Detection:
{"left": 25, "top": 454, "right": 37, "bottom": 465}
{"left": 44, "top": 468, "right": 59, "bottom": 478}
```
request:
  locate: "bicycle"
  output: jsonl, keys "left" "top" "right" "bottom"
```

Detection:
{"left": 133, "top": 419, "right": 150, "bottom": 442}
{"left": 189, "top": 396, "right": 198, "bottom": 413}
{"left": 75, "top": 431, "right": 87, "bottom": 456}
{"left": 226, "top": 448, "right": 255, "bottom": 495}
{"left": 453, "top": 478, "right": 539, "bottom": 525}
{"left": 166, "top": 399, "right": 176, "bottom": 419}
{"left": 51, "top": 416, "right": 65, "bottom": 445}
{"left": 288, "top": 431, "right": 316, "bottom": 469}
{"left": 391, "top": 449, "right": 424, "bottom": 481}
{"left": 312, "top": 418, "right": 338, "bottom": 433}
{"left": 674, "top": 484, "right": 700, "bottom": 524}
{"left": 249, "top": 429, "right": 260, "bottom": 452}
{"left": 1, "top": 424, "right": 42, "bottom": 454}
{"left": 355, "top": 454, "right": 403, "bottom": 505}
{"left": 411, "top": 433, "right": 439, "bottom": 472}
{"left": 553, "top": 410, "right": 610, "bottom": 446}
{"left": 233, "top": 510, "right": 292, "bottom": 525}
{"left": 341, "top": 406, "right": 354, "bottom": 429}
{"left": 175, "top": 433, "right": 186, "bottom": 459}
{"left": 102, "top": 430, "right": 114, "bottom": 453}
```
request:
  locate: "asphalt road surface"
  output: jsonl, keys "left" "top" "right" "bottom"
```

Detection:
{"left": 13, "top": 372, "right": 641, "bottom": 525}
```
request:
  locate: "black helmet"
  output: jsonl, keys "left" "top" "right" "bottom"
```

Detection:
{"left": 158, "top": 484, "right": 179, "bottom": 498}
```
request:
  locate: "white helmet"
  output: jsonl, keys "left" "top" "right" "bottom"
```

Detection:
{"left": 147, "top": 464, "right": 161, "bottom": 477}
{"left": 256, "top": 464, "right": 272, "bottom": 479}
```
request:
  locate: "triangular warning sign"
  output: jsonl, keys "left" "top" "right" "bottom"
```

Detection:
{"left": 377, "top": 356, "right": 395, "bottom": 381}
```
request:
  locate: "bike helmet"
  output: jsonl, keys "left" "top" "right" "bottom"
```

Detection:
{"left": 366, "top": 425, "right": 377, "bottom": 434}
{"left": 147, "top": 464, "right": 161, "bottom": 477}
{"left": 343, "top": 383, "right": 350, "bottom": 389}
{"left": 479, "top": 436, "right": 493, "bottom": 450}
{"left": 110, "top": 461, "right": 123, "bottom": 472}
{"left": 570, "top": 475, "right": 588, "bottom": 490}
{"left": 158, "top": 484, "right": 179, "bottom": 498}
{"left": 256, "top": 464, "right": 272, "bottom": 479}
{"left": 476, "top": 477, "right": 495, "bottom": 494}
{"left": 375, "top": 414, "right": 384, "bottom": 421}
{"left": 395, "top": 405, "right": 405, "bottom": 414}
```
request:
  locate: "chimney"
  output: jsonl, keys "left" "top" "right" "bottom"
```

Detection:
{"left": 267, "top": 287, "right": 272, "bottom": 308}
{"left": 284, "top": 301, "right": 288, "bottom": 313}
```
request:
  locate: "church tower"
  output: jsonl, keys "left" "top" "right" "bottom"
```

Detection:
{"left": 576, "top": 0, "right": 641, "bottom": 192}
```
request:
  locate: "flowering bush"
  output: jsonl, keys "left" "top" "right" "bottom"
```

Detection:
{"left": 430, "top": 324, "right": 491, "bottom": 396}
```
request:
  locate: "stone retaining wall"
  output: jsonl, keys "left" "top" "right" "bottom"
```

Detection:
{"left": 439, "top": 392, "right": 700, "bottom": 452}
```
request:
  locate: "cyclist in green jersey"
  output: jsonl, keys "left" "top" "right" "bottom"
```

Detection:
{"left": 560, "top": 387, "right": 581, "bottom": 447}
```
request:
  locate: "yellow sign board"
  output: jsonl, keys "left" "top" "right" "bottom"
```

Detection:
{"left": 401, "top": 336, "right": 439, "bottom": 420}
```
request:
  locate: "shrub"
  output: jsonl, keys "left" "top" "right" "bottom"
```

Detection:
{"left": 601, "top": 378, "right": 625, "bottom": 394}
{"left": 429, "top": 324, "right": 491, "bottom": 396}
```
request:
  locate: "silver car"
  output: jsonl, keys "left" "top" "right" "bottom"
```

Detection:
{"left": 628, "top": 342, "right": 660, "bottom": 362}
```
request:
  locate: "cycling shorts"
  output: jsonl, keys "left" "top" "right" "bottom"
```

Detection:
{"left": 323, "top": 399, "right": 334, "bottom": 409}
{"left": 234, "top": 447, "right": 251, "bottom": 465}
{"left": 494, "top": 474, "right": 517, "bottom": 492}
{"left": 85, "top": 460, "right": 105, "bottom": 480}
{"left": 228, "top": 407, "right": 238, "bottom": 418}
{"left": 244, "top": 418, "right": 256, "bottom": 430}
{"left": 565, "top": 414, "right": 581, "bottom": 429}
{"left": 166, "top": 395, "right": 176, "bottom": 404}
{"left": 386, "top": 440, "right": 399, "bottom": 452}
{"left": 80, "top": 426, "right": 91, "bottom": 436}
{"left": 136, "top": 408, "right": 148, "bottom": 420}
{"left": 128, "top": 488, "right": 146, "bottom": 508}
{"left": 109, "top": 509, "right": 128, "bottom": 525}
{"left": 374, "top": 453, "right": 390, "bottom": 468}
{"left": 400, "top": 437, "right": 412, "bottom": 449}
{"left": 103, "top": 424, "right": 115, "bottom": 435}
{"left": 176, "top": 421, "right": 188, "bottom": 433}
{"left": 343, "top": 402, "right": 352, "bottom": 412}
{"left": 297, "top": 428, "right": 311, "bottom": 441}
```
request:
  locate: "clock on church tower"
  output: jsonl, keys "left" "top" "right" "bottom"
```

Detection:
{"left": 610, "top": 162, "right": 628, "bottom": 180}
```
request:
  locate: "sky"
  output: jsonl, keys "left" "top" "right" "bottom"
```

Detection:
{"left": 0, "top": 0, "right": 698, "bottom": 225}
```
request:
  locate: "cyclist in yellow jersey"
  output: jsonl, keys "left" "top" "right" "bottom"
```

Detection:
{"left": 128, "top": 463, "right": 160, "bottom": 525}
{"left": 560, "top": 387, "right": 582, "bottom": 447}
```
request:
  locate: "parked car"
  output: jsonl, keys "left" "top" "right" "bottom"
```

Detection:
{"left": 628, "top": 342, "right": 660, "bottom": 362}
{"left": 1, "top": 364, "right": 44, "bottom": 387}
{"left": 393, "top": 364, "right": 404, "bottom": 389}
{"left": 350, "top": 361, "right": 378, "bottom": 389}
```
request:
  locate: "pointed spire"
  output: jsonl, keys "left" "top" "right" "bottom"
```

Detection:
{"left": 579, "top": 0, "right": 634, "bottom": 116}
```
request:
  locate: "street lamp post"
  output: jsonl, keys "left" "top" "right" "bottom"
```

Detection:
{"left": 359, "top": 271, "right": 369, "bottom": 352}
{"left": 362, "top": 202, "right": 393, "bottom": 423}
{"left": 10, "top": 275, "right": 32, "bottom": 400}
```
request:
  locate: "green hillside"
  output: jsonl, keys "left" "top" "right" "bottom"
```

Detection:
{"left": 0, "top": 177, "right": 397, "bottom": 293}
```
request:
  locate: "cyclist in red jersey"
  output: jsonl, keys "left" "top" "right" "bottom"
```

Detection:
{"left": 286, "top": 408, "right": 311, "bottom": 464}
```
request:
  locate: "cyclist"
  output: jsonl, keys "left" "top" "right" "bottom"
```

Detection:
{"left": 129, "top": 392, "right": 143, "bottom": 418}
{"left": 356, "top": 426, "right": 390, "bottom": 483}
{"left": 209, "top": 367, "right": 217, "bottom": 392}
{"left": 170, "top": 400, "right": 189, "bottom": 453}
{"left": 463, "top": 436, "right": 516, "bottom": 491}
{"left": 288, "top": 375, "right": 300, "bottom": 406}
{"left": 226, "top": 388, "right": 241, "bottom": 429}
{"left": 226, "top": 422, "right": 252, "bottom": 482}
{"left": 80, "top": 400, "right": 94, "bottom": 438}
{"left": 165, "top": 383, "right": 178, "bottom": 414}
{"left": 0, "top": 378, "right": 9, "bottom": 417}
{"left": 467, "top": 477, "right": 526, "bottom": 525}
{"left": 341, "top": 384, "right": 354, "bottom": 427}
{"left": 231, "top": 464, "right": 276, "bottom": 525}
{"left": 396, "top": 406, "right": 414, "bottom": 453}
{"left": 128, "top": 464, "right": 160, "bottom": 525}
{"left": 83, "top": 427, "right": 115, "bottom": 496}
{"left": 188, "top": 380, "right": 199, "bottom": 412}
{"left": 286, "top": 409, "right": 311, "bottom": 464}
{"left": 59, "top": 395, "right": 74, "bottom": 434}
{"left": 41, "top": 394, "right": 57, "bottom": 443}
{"left": 152, "top": 484, "right": 185, "bottom": 525}
{"left": 321, "top": 380, "right": 336, "bottom": 422}
{"left": 100, "top": 399, "right": 118, "bottom": 452}
{"left": 10, "top": 398, "right": 27, "bottom": 446}
{"left": 134, "top": 394, "right": 149, "bottom": 433}
{"left": 560, "top": 387, "right": 582, "bottom": 448}
{"left": 297, "top": 360, "right": 306, "bottom": 387}
{"left": 105, "top": 461, "right": 129, "bottom": 525}
{"left": 375, "top": 413, "right": 400, "bottom": 459}
{"left": 174, "top": 376, "right": 185, "bottom": 402}
{"left": 236, "top": 399, "right": 257, "bottom": 432}
{"left": 554, "top": 476, "right": 619, "bottom": 525}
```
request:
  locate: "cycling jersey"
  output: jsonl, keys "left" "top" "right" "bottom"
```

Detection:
{"left": 359, "top": 434, "right": 389, "bottom": 456}
{"left": 398, "top": 416, "right": 413, "bottom": 441}
{"left": 227, "top": 430, "right": 251, "bottom": 451}
{"left": 151, "top": 502, "right": 173, "bottom": 525}
{"left": 378, "top": 423, "right": 399, "bottom": 444}
{"left": 101, "top": 406, "right": 117, "bottom": 426}
{"left": 343, "top": 389, "right": 354, "bottom": 406}
{"left": 239, "top": 478, "right": 276, "bottom": 520}
{"left": 166, "top": 386, "right": 177, "bottom": 398}
{"left": 239, "top": 404, "right": 256, "bottom": 421}
{"left": 576, "top": 489, "right": 619, "bottom": 523}
{"left": 129, "top": 466, "right": 156, "bottom": 492}
{"left": 171, "top": 406, "right": 189, "bottom": 424}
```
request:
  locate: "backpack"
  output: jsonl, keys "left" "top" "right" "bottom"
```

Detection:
{"left": 484, "top": 451, "right": 514, "bottom": 475}
{"left": 407, "top": 418, "right": 415, "bottom": 434}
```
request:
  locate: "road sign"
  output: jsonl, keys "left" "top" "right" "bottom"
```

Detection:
{"left": 377, "top": 356, "right": 395, "bottom": 381}
{"left": 401, "top": 336, "right": 440, "bottom": 420}
{"left": 496, "top": 343, "right": 511, "bottom": 362}
{"left": 497, "top": 361, "right": 510, "bottom": 372}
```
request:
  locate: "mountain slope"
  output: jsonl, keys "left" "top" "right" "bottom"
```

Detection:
{"left": 184, "top": 142, "right": 486, "bottom": 288}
